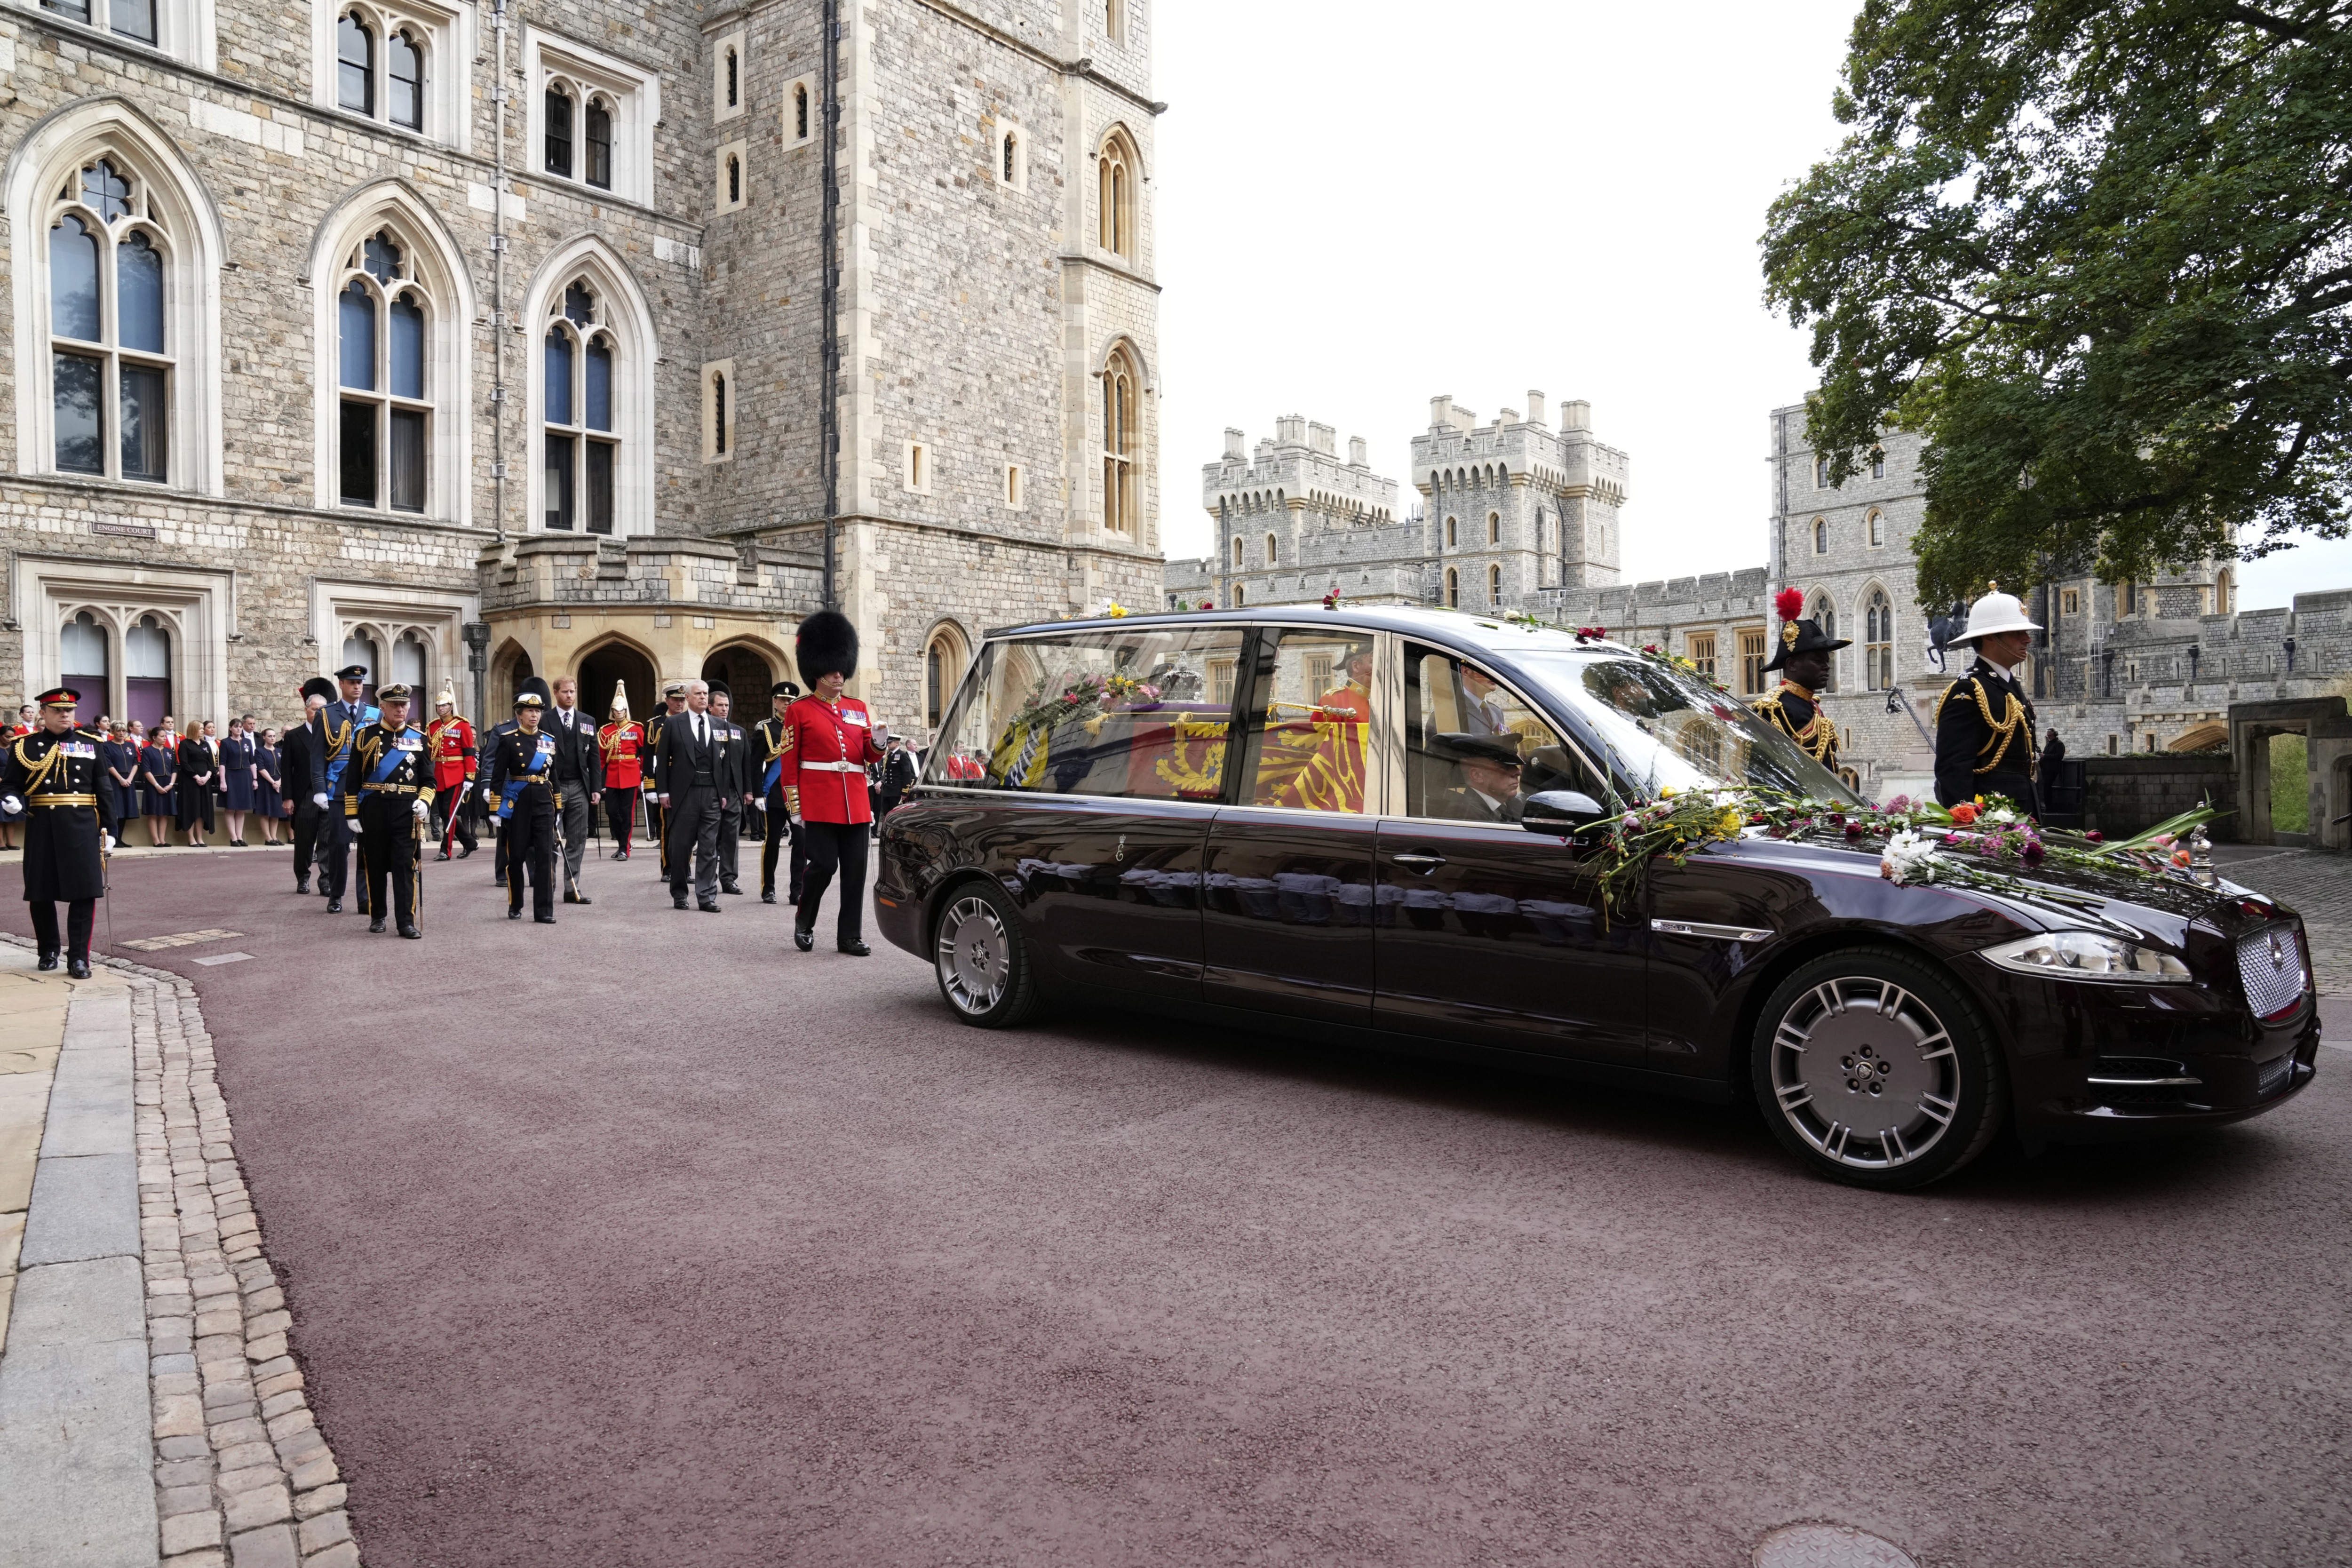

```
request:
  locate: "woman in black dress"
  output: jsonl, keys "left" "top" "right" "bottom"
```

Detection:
{"left": 254, "top": 730, "right": 284, "bottom": 846}
{"left": 219, "top": 721, "right": 255, "bottom": 846}
{"left": 100, "top": 722, "right": 139, "bottom": 829}
{"left": 175, "top": 722, "right": 215, "bottom": 847}
{"left": 140, "top": 722, "right": 178, "bottom": 846}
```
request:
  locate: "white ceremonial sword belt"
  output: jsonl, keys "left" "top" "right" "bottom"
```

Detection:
{"left": 798, "top": 759, "right": 864, "bottom": 772}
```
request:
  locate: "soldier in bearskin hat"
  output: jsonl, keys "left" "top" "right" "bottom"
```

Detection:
{"left": 774, "top": 611, "right": 888, "bottom": 954}
{"left": 1753, "top": 587, "right": 1850, "bottom": 775}
{"left": 1933, "top": 584, "right": 2042, "bottom": 813}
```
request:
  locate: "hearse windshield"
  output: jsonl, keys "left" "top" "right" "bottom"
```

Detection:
{"left": 1515, "top": 651, "right": 1861, "bottom": 804}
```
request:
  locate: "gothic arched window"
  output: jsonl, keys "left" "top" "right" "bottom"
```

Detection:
{"left": 1488, "top": 563, "right": 1502, "bottom": 607}
{"left": 1102, "top": 345, "right": 1139, "bottom": 534}
{"left": 1097, "top": 130, "right": 1137, "bottom": 260}
{"left": 1865, "top": 589, "right": 1893, "bottom": 690}
{"left": 545, "top": 87, "right": 573, "bottom": 177}
{"left": 725, "top": 47, "right": 739, "bottom": 109}
{"left": 586, "top": 99, "right": 613, "bottom": 189}
{"left": 338, "top": 13, "right": 375, "bottom": 114}
{"left": 335, "top": 231, "right": 431, "bottom": 513}
{"left": 1264, "top": 532, "right": 1277, "bottom": 566}
{"left": 387, "top": 30, "right": 424, "bottom": 129}
{"left": 1446, "top": 568, "right": 1460, "bottom": 609}
{"left": 47, "top": 159, "right": 173, "bottom": 484}
{"left": 46, "top": 0, "right": 158, "bottom": 44}
{"left": 544, "top": 280, "right": 618, "bottom": 533}
{"left": 1444, "top": 515, "right": 1457, "bottom": 549}
{"left": 1812, "top": 517, "right": 1828, "bottom": 555}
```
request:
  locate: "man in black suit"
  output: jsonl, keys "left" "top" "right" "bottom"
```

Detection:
{"left": 545, "top": 675, "right": 604, "bottom": 904}
{"left": 280, "top": 678, "right": 334, "bottom": 893}
{"left": 707, "top": 683, "right": 753, "bottom": 894}
{"left": 1429, "top": 732, "right": 1526, "bottom": 824}
{"left": 654, "top": 679, "right": 727, "bottom": 911}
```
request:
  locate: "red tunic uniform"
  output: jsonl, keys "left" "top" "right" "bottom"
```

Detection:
{"left": 426, "top": 715, "right": 477, "bottom": 791}
{"left": 598, "top": 719, "right": 644, "bottom": 789}
{"left": 774, "top": 694, "right": 885, "bottom": 825}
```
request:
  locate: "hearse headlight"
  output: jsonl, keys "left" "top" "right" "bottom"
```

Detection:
{"left": 1980, "top": 931, "right": 2193, "bottom": 984}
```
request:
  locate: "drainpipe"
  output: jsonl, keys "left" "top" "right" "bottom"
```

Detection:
{"left": 818, "top": 0, "right": 840, "bottom": 610}
{"left": 490, "top": 0, "right": 510, "bottom": 543}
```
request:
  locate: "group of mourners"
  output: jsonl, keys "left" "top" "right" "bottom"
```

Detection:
{"left": 0, "top": 711, "right": 291, "bottom": 853}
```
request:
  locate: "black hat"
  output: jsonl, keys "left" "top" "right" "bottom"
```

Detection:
{"left": 770, "top": 680, "right": 802, "bottom": 700}
{"left": 299, "top": 677, "right": 335, "bottom": 701}
{"left": 707, "top": 679, "right": 731, "bottom": 701}
{"left": 1438, "top": 731, "right": 1525, "bottom": 769}
{"left": 377, "top": 683, "right": 414, "bottom": 703}
{"left": 334, "top": 664, "right": 369, "bottom": 682}
{"left": 795, "top": 610, "right": 858, "bottom": 685}
{"left": 514, "top": 691, "right": 545, "bottom": 710}
{"left": 516, "top": 676, "right": 552, "bottom": 710}
{"left": 35, "top": 686, "right": 79, "bottom": 710}
{"left": 1763, "top": 619, "right": 1851, "bottom": 672}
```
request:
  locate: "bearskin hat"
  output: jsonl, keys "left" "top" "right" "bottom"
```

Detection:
{"left": 516, "top": 676, "right": 553, "bottom": 708}
{"left": 795, "top": 610, "right": 859, "bottom": 685}
{"left": 299, "top": 677, "right": 335, "bottom": 702}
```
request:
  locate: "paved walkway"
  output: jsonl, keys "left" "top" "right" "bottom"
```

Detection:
{"left": 0, "top": 942, "right": 360, "bottom": 1568}
{"left": 0, "top": 847, "right": 2340, "bottom": 1568}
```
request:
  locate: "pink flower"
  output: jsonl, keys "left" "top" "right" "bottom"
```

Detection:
{"left": 2085, "top": 829, "right": 2105, "bottom": 844}
{"left": 2022, "top": 838, "right": 2046, "bottom": 867}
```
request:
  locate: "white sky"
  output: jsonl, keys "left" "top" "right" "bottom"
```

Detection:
{"left": 1150, "top": 0, "right": 2352, "bottom": 611}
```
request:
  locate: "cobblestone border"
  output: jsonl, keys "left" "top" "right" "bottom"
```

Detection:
{"left": 3, "top": 937, "right": 362, "bottom": 1568}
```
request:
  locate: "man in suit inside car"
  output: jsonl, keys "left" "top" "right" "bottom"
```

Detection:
{"left": 1430, "top": 732, "right": 1526, "bottom": 824}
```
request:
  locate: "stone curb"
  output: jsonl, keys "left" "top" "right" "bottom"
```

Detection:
{"left": 0, "top": 937, "right": 365, "bottom": 1568}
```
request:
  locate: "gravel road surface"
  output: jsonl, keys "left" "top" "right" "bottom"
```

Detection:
{"left": 11, "top": 847, "right": 2347, "bottom": 1568}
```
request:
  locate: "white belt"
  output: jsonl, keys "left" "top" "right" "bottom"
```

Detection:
{"left": 799, "top": 759, "right": 864, "bottom": 773}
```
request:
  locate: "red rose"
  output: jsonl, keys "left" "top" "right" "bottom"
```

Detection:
{"left": 2084, "top": 829, "right": 2104, "bottom": 844}
{"left": 1949, "top": 803, "right": 1980, "bottom": 825}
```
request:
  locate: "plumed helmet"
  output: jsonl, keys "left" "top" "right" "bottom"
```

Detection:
{"left": 1955, "top": 582, "right": 2042, "bottom": 643}
{"left": 795, "top": 610, "right": 859, "bottom": 685}
{"left": 435, "top": 682, "right": 458, "bottom": 710}
{"left": 300, "top": 677, "right": 336, "bottom": 702}
{"left": 608, "top": 680, "right": 630, "bottom": 717}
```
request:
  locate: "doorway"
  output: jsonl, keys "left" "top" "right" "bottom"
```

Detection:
{"left": 578, "top": 640, "right": 660, "bottom": 728}
{"left": 701, "top": 644, "right": 775, "bottom": 708}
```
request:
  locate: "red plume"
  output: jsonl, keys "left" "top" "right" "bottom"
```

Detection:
{"left": 1774, "top": 587, "right": 1806, "bottom": 623}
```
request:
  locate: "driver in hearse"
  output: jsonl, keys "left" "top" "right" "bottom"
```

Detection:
{"left": 1430, "top": 732, "right": 1528, "bottom": 823}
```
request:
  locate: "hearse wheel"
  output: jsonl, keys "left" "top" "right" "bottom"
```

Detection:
{"left": 932, "top": 880, "right": 1039, "bottom": 1028}
{"left": 1751, "top": 947, "right": 2005, "bottom": 1190}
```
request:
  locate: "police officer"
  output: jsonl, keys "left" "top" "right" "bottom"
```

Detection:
{"left": 0, "top": 687, "right": 114, "bottom": 977}
{"left": 775, "top": 612, "right": 887, "bottom": 955}
{"left": 337, "top": 683, "right": 433, "bottom": 938}
{"left": 1752, "top": 587, "right": 1850, "bottom": 775}
{"left": 1933, "top": 583, "right": 2042, "bottom": 813}
{"left": 751, "top": 680, "right": 804, "bottom": 905}
{"left": 426, "top": 684, "right": 479, "bottom": 860}
{"left": 315, "top": 664, "right": 377, "bottom": 913}
{"left": 707, "top": 682, "right": 752, "bottom": 895}
{"left": 484, "top": 682, "right": 560, "bottom": 923}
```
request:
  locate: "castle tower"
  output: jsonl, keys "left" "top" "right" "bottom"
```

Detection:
{"left": 1200, "top": 419, "right": 1407, "bottom": 607}
{"left": 1408, "top": 392, "right": 1627, "bottom": 611}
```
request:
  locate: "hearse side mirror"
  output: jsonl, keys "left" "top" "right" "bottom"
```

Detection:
{"left": 1522, "top": 789, "right": 1609, "bottom": 838}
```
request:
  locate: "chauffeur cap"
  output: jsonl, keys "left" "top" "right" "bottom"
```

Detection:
{"left": 1437, "top": 731, "right": 1526, "bottom": 769}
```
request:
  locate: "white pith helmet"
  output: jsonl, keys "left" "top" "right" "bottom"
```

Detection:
{"left": 1956, "top": 581, "right": 2042, "bottom": 643}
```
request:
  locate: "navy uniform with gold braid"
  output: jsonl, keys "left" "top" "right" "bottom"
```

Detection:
{"left": 0, "top": 688, "right": 115, "bottom": 976}
{"left": 317, "top": 663, "right": 379, "bottom": 910}
{"left": 752, "top": 680, "right": 806, "bottom": 904}
{"left": 484, "top": 687, "right": 560, "bottom": 922}
{"left": 1934, "top": 657, "right": 2039, "bottom": 812}
{"left": 335, "top": 684, "right": 435, "bottom": 938}
{"left": 1753, "top": 606, "right": 1849, "bottom": 774}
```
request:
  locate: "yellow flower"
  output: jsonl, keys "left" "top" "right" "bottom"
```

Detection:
{"left": 1715, "top": 808, "right": 1744, "bottom": 836}
{"left": 1660, "top": 785, "right": 1679, "bottom": 799}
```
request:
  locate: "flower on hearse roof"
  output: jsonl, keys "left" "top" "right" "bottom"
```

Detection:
{"left": 1949, "top": 802, "right": 1980, "bottom": 825}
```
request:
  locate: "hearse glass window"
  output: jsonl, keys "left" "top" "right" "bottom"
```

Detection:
{"left": 1519, "top": 653, "right": 1860, "bottom": 804}
{"left": 1400, "top": 644, "right": 1605, "bottom": 822}
{"left": 933, "top": 627, "right": 1246, "bottom": 798}
{"left": 1232, "top": 628, "right": 1381, "bottom": 813}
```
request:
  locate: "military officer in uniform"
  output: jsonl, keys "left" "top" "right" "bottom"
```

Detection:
{"left": 484, "top": 682, "right": 561, "bottom": 923}
{"left": 1, "top": 687, "right": 115, "bottom": 977}
{"left": 427, "top": 684, "right": 478, "bottom": 860}
{"left": 751, "top": 680, "right": 805, "bottom": 905}
{"left": 774, "top": 612, "right": 888, "bottom": 955}
{"left": 1934, "top": 584, "right": 2042, "bottom": 814}
{"left": 647, "top": 681, "right": 689, "bottom": 879}
{"left": 315, "top": 664, "right": 378, "bottom": 913}
{"left": 597, "top": 684, "right": 645, "bottom": 860}
{"left": 336, "top": 684, "right": 433, "bottom": 938}
{"left": 1752, "top": 587, "right": 1851, "bottom": 775}
{"left": 707, "top": 682, "right": 753, "bottom": 894}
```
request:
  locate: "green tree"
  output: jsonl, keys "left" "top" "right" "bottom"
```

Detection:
{"left": 1762, "top": 0, "right": 2352, "bottom": 606}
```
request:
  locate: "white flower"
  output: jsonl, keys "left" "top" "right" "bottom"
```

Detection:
{"left": 1880, "top": 829, "right": 1939, "bottom": 885}
{"left": 1987, "top": 807, "right": 2019, "bottom": 826}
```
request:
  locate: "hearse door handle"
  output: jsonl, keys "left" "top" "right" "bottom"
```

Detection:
{"left": 1391, "top": 851, "right": 1447, "bottom": 871}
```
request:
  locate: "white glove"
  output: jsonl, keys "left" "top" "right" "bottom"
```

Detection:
{"left": 482, "top": 784, "right": 497, "bottom": 803}
{"left": 100, "top": 833, "right": 114, "bottom": 852}
{"left": 750, "top": 796, "right": 766, "bottom": 812}
{"left": 352, "top": 818, "right": 365, "bottom": 836}
{"left": 412, "top": 798, "right": 429, "bottom": 820}
{"left": 0, "top": 795, "right": 18, "bottom": 816}
{"left": 312, "top": 792, "right": 329, "bottom": 808}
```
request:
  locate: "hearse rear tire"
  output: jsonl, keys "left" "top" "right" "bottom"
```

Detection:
{"left": 931, "top": 880, "right": 1040, "bottom": 1029}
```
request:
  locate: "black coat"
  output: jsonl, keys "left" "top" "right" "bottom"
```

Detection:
{"left": 484, "top": 724, "right": 559, "bottom": 816}
{"left": 652, "top": 711, "right": 731, "bottom": 797}
{"left": 1934, "top": 659, "right": 2040, "bottom": 812}
{"left": 545, "top": 704, "right": 606, "bottom": 795}
{"left": 3, "top": 728, "right": 115, "bottom": 902}
{"left": 279, "top": 716, "right": 328, "bottom": 808}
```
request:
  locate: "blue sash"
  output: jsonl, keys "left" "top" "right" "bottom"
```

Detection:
{"left": 365, "top": 732, "right": 412, "bottom": 787}
{"left": 764, "top": 753, "right": 785, "bottom": 794}
{"left": 498, "top": 735, "right": 556, "bottom": 820}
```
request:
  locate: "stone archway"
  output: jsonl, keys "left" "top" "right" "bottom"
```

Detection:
{"left": 578, "top": 638, "right": 659, "bottom": 727}
{"left": 701, "top": 642, "right": 777, "bottom": 710}
{"left": 2228, "top": 696, "right": 2352, "bottom": 847}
